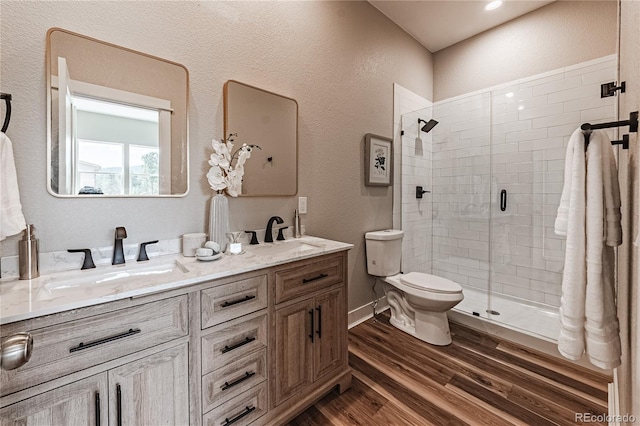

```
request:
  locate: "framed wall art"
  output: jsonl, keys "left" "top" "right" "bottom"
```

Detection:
{"left": 365, "top": 133, "right": 393, "bottom": 186}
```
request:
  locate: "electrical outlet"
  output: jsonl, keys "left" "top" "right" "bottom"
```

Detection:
{"left": 298, "top": 197, "right": 307, "bottom": 214}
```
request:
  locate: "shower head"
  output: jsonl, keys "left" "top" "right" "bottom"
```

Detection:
{"left": 418, "top": 118, "right": 438, "bottom": 133}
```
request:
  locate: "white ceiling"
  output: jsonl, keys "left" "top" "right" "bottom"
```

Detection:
{"left": 368, "top": 0, "right": 555, "bottom": 53}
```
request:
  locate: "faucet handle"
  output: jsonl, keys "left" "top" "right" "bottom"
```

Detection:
{"left": 244, "top": 231, "right": 259, "bottom": 245}
{"left": 138, "top": 240, "right": 159, "bottom": 261}
{"left": 276, "top": 227, "right": 289, "bottom": 241}
{"left": 115, "top": 226, "right": 127, "bottom": 239}
{"left": 67, "top": 249, "right": 96, "bottom": 270}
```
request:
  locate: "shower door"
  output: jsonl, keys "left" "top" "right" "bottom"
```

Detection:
{"left": 488, "top": 57, "right": 618, "bottom": 340}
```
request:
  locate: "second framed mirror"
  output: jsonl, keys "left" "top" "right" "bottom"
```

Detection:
{"left": 224, "top": 80, "right": 298, "bottom": 196}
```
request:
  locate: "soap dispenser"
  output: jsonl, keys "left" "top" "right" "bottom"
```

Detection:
{"left": 19, "top": 224, "right": 39, "bottom": 280}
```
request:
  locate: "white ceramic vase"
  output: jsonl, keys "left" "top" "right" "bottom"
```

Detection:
{"left": 209, "top": 192, "right": 229, "bottom": 252}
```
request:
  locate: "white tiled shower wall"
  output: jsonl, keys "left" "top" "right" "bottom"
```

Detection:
{"left": 392, "top": 84, "right": 432, "bottom": 274}
{"left": 430, "top": 55, "right": 617, "bottom": 307}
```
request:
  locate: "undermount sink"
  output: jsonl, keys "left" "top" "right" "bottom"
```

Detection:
{"left": 43, "top": 259, "right": 189, "bottom": 292}
{"left": 251, "top": 240, "right": 321, "bottom": 256}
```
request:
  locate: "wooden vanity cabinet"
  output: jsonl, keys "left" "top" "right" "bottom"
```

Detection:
{"left": 0, "top": 344, "right": 189, "bottom": 426}
{"left": 0, "top": 373, "right": 107, "bottom": 426}
{"left": 0, "top": 294, "right": 189, "bottom": 426}
{"left": 0, "top": 247, "right": 351, "bottom": 426}
{"left": 108, "top": 343, "right": 189, "bottom": 426}
{"left": 266, "top": 251, "right": 351, "bottom": 424}
{"left": 199, "top": 273, "right": 270, "bottom": 426}
{"left": 273, "top": 287, "right": 345, "bottom": 406}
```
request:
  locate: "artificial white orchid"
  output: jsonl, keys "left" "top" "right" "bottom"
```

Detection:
{"left": 207, "top": 133, "right": 260, "bottom": 196}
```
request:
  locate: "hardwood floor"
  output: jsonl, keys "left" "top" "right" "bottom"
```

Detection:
{"left": 288, "top": 312, "right": 610, "bottom": 426}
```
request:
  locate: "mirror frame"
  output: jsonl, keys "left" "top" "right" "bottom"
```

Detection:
{"left": 223, "top": 80, "right": 298, "bottom": 197}
{"left": 46, "top": 27, "right": 190, "bottom": 198}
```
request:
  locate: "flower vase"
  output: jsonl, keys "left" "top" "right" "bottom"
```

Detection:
{"left": 209, "top": 192, "right": 229, "bottom": 253}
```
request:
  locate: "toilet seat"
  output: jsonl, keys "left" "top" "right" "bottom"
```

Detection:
{"left": 400, "top": 272, "right": 462, "bottom": 294}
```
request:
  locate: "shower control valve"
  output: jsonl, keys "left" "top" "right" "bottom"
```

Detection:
{"left": 416, "top": 186, "right": 430, "bottom": 199}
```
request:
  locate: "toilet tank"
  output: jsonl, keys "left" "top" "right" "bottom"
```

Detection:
{"left": 365, "top": 229, "right": 404, "bottom": 277}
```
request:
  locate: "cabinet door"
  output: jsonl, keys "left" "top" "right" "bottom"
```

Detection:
{"left": 313, "top": 288, "right": 346, "bottom": 381}
{"left": 0, "top": 373, "right": 107, "bottom": 426}
{"left": 108, "top": 344, "right": 189, "bottom": 426}
{"left": 274, "top": 299, "right": 315, "bottom": 406}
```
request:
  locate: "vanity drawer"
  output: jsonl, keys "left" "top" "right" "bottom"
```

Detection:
{"left": 203, "top": 382, "right": 267, "bottom": 426}
{"left": 201, "top": 274, "right": 267, "bottom": 329}
{"left": 201, "top": 311, "right": 267, "bottom": 375}
{"left": 275, "top": 254, "right": 344, "bottom": 304}
{"left": 202, "top": 349, "right": 267, "bottom": 413}
{"left": 0, "top": 295, "right": 188, "bottom": 397}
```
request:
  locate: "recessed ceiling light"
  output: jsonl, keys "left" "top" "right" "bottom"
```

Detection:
{"left": 485, "top": 1, "right": 503, "bottom": 11}
{"left": 505, "top": 92, "right": 514, "bottom": 98}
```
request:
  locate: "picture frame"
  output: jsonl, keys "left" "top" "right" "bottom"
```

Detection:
{"left": 365, "top": 133, "right": 393, "bottom": 186}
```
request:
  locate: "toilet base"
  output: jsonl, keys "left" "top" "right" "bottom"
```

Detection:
{"left": 389, "top": 310, "right": 452, "bottom": 346}
{"left": 385, "top": 286, "right": 453, "bottom": 346}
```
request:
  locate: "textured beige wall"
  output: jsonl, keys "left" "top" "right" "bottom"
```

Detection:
{"left": 618, "top": 0, "right": 639, "bottom": 420}
{"left": 433, "top": 1, "right": 617, "bottom": 101}
{"left": 0, "top": 1, "right": 433, "bottom": 312}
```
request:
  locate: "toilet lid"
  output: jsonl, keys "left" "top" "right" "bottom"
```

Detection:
{"left": 400, "top": 272, "right": 463, "bottom": 294}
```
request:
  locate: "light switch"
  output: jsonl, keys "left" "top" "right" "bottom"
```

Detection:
{"left": 298, "top": 197, "right": 307, "bottom": 214}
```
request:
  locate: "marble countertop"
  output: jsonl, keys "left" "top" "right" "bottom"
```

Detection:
{"left": 0, "top": 236, "right": 353, "bottom": 325}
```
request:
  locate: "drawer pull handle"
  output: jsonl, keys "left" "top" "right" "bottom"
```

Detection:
{"left": 303, "top": 273, "right": 328, "bottom": 283}
{"left": 221, "top": 295, "right": 256, "bottom": 308}
{"left": 116, "top": 384, "right": 122, "bottom": 426}
{"left": 221, "top": 336, "right": 256, "bottom": 354}
{"left": 223, "top": 405, "right": 256, "bottom": 426}
{"left": 70, "top": 329, "right": 141, "bottom": 353}
{"left": 221, "top": 371, "right": 256, "bottom": 391}
{"left": 95, "top": 391, "right": 101, "bottom": 426}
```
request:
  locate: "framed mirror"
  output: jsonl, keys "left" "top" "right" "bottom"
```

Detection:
{"left": 224, "top": 80, "right": 297, "bottom": 196}
{"left": 46, "top": 28, "right": 189, "bottom": 197}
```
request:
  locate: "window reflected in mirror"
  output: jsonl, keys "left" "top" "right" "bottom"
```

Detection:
{"left": 47, "top": 28, "right": 188, "bottom": 197}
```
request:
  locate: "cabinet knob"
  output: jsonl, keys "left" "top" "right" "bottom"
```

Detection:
{"left": 1, "top": 332, "right": 33, "bottom": 370}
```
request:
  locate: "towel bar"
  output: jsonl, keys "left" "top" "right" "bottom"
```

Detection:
{"left": 581, "top": 111, "right": 638, "bottom": 150}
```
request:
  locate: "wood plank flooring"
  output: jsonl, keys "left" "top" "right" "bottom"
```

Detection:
{"left": 288, "top": 312, "right": 611, "bottom": 426}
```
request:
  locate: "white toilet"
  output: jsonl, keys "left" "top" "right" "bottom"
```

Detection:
{"left": 365, "top": 229, "right": 464, "bottom": 345}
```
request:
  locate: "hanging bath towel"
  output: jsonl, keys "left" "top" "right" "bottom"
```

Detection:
{"left": 555, "top": 129, "right": 622, "bottom": 368}
{"left": 583, "top": 130, "right": 621, "bottom": 369}
{"left": 0, "top": 132, "right": 26, "bottom": 241}
{"left": 555, "top": 128, "right": 587, "bottom": 361}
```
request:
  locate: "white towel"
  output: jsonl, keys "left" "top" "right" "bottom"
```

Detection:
{"left": 584, "top": 131, "right": 621, "bottom": 369}
{"left": 554, "top": 129, "right": 583, "bottom": 236}
{"left": 555, "top": 129, "right": 622, "bottom": 368}
{"left": 600, "top": 131, "right": 622, "bottom": 246}
{"left": 0, "top": 132, "right": 26, "bottom": 241}
{"left": 556, "top": 128, "right": 587, "bottom": 360}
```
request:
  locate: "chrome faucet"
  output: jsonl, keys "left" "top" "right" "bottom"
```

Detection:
{"left": 112, "top": 226, "right": 127, "bottom": 265}
{"left": 264, "top": 216, "right": 284, "bottom": 243}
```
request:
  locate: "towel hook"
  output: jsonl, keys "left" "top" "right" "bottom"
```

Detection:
{"left": 1, "top": 92, "right": 12, "bottom": 133}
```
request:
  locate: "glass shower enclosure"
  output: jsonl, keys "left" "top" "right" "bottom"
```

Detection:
{"left": 400, "top": 56, "right": 618, "bottom": 341}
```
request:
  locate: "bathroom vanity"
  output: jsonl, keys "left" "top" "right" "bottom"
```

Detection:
{"left": 0, "top": 237, "right": 352, "bottom": 426}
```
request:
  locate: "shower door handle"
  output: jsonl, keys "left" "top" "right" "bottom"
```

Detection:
{"left": 500, "top": 189, "right": 507, "bottom": 212}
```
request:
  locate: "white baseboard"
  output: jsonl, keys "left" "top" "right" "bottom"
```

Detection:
{"left": 348, "top": 298, "right": 389, "bottom": 329}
